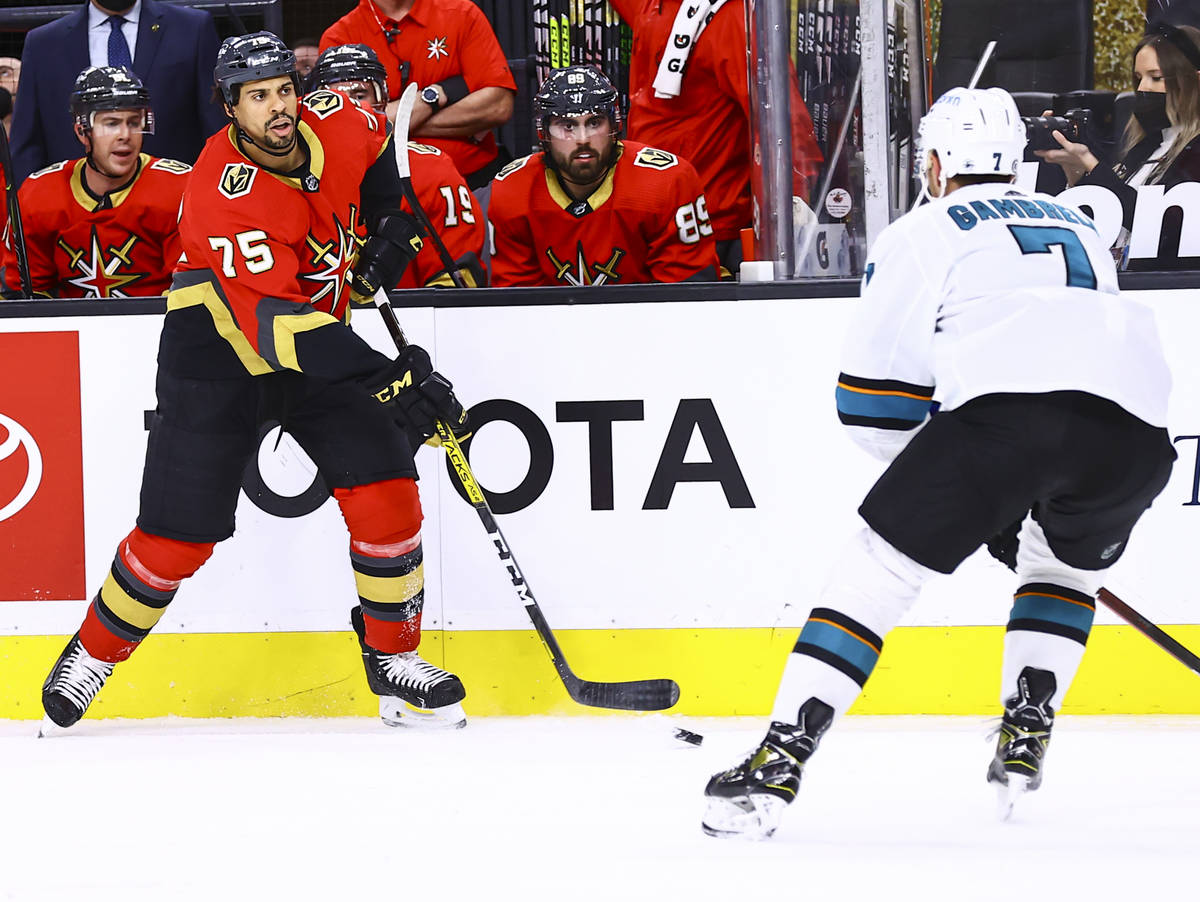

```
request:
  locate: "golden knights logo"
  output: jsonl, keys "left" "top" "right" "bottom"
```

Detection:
{"left": 302, "top": 90, "right": 345, "bottom": 119}
{"left": 546, "top": 242, "right": 626, "bottom": 286}
{"left": 219, "top": 162, "right": 257, "bottom": 200}
{"left": 302, "top": 204, "right": 362, "bottom": 307}
{"left": 150, "top": 158, "right": 193, "bottom": 175}
{"left": 633, "top": 147, "right": 679, "bottom": 171}
{"left": 59, "top": 228, "right": 148, "bottom": 298}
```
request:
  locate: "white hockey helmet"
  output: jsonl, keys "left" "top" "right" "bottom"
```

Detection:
{"left": 916, "top": 87, "right": 1026, "bottom": 198}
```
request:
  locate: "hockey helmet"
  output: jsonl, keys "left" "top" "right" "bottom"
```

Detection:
{"left": 532, "top": 65, "right": 622, "bottom": 147}
{"left": 309, "top": 43, "right": 388, "bottom": 109}
{"left": 916, "top": 87, "right": 1026, "bottom": 198}
{"left": 69, "top": 66, "right": 154, "bottom": 134}
{"left": 214, "top": 31, "right": 300, "bottom": 106}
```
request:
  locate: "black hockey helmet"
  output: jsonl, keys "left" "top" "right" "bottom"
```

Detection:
{"left": 69, "top": 66, "right": 154, "bottom": 134}
{"left": 214, "top": 31, "right": 300, "bottom": 106}
{"left": 532, "top": 65, "right": 622, "bottom": 146}
{"left": 309, "top": 43, "right": 387, "bottom": 108}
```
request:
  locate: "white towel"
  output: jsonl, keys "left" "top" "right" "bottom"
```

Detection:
{"left": 651, "top": 0, "right": 731, "bottom": 99}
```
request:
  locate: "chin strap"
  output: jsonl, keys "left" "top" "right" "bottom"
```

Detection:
{"left": 231, "top": 115, "right": 297, "bottom": 159}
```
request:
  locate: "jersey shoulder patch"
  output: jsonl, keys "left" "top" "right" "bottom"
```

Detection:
{"left": 29, "top": 160, "right": 71, "bottom": 180}
{"left": 633, "top": 147, "right": 679, "bottom": 171}
{"left": 150, "top": 158, "right": 193, "bottom": 175}
{"left": 218, "top": 161, "right": 259, "bottom": 200}
{"left": 302, "top": 89, "right": 345, "bottom": 119}
{"left": 407, "top": 142, "right": 443, "bottom": 156}
{"left": 494, "top": 154, "right": 534, "bottom": 182}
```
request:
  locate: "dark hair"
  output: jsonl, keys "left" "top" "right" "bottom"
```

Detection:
{"left": 1123, "top": 23, "right": 1200, "bottom": 180}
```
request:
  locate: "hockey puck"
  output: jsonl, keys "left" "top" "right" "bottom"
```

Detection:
{"left": 673, "top": 728, "right": 704, "bottom": 746}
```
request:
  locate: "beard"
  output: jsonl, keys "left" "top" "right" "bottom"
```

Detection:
{"left": 557, "top": 140, "right": 615, "bottom": 187}
{"left": 260, "top": 113, "right": 298, "bottom": 151}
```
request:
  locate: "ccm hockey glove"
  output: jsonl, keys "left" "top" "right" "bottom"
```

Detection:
{"left": 349, "top": 210, "right": 424, "bottom": 305}
{"left": 366, "top": 344, "right": 471, "bottom": 446}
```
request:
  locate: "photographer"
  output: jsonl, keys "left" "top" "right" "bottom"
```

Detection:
{"left": 1037, "top": 24, "right": 1200, "bottom": 265}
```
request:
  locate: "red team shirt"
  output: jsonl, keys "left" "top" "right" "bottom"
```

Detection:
{"left": 1, "top": 154, "right": 189, "bottom": 298}
{"left": 610, "top": 0, "right": 823, "bottom": 242}
{"left": 397, "top": 141, "right": 485, "bottom": 287}
{"left": 169, "top": 89, "right": 388, "bottom": 378}
{"left": 319, "top": 0, "right": 517, "bottom": 180}
{"left": 487, "top": 141, "right": 718, "bottom": 287}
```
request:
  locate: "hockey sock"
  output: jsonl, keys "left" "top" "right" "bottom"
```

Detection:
{"left": 771, "top": 528, "right": 936, "bottom": 723}
{"left": 335, "top": 479, "right": 425, "bottom": 654}
{"left": 79, "top": 528, "right": 215, "bottom": 663}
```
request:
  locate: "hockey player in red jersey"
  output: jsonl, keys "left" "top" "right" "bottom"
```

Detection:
{"left": 40, "top": 33, "right": 472, "bottom": 730}
{"left": 308, "top": 43, "right": 485, "bottom": 287}
{"left": 0, "top": 67, "right": 189, "bottom": 299}
{"left": 487, "top": 65, "right": 718, "bottom": 287}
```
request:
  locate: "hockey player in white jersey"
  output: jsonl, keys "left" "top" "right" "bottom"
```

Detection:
{"left": 702, "top": 87, "right": 1176, "bottom": 839}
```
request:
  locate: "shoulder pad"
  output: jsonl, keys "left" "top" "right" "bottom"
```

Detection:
{"left": 302, "top": 90, "right": 345, "bottom": 119}
{"left": 407, "top": 142, "right": 442, "bottom": 156}
{"left": 29, "top": 160, "right": 71, "bottom": 180}
{"left": 150, "top": 158, "right": 193, "bottom": 175}
{"left": 633, "top": 147, "right": 679, "bottom": 171}
{"left": 495, "top": 154, "right": 534, "bottom": 182}
{"left": 218, "top": 161, "right": 259, "bottom": 200}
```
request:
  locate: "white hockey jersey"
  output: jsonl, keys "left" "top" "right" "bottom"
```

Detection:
{"left": 837, "top": 182, "right": 1171, "bottom": 461}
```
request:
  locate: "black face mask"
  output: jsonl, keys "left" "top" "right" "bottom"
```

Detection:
{"left": 1133, "top": 91, "right": 1172, "bottom": 132}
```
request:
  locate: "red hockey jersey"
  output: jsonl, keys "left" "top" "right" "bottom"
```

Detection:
{"left": 397, "top": 142, "right": 485, "bottom": 288}
{"left": 167, "top": 89, "right": 392, "bottom": 381}
{"left": 1, "top": 154, "right": 189, "bottom": 298}
{"left": 487, "top": 141, "right": 718, "bottom": 287}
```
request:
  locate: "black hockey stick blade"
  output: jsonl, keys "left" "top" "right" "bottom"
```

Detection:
{"left": 1097, "top": 587, "right": 1200, "bottom": 677}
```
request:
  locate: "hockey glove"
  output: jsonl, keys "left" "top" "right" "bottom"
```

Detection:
{"left": 366, "top": 344, "right": 471, "bottom": 447}
{"left": 349, "top": 210, "right": 424, "bottom": 305}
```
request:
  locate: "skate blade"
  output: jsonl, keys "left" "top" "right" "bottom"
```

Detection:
{"left": 995, "top": 773, "right": 1032, "bottom": 822}
{"left": 37, "top": 716, "right": 67, "bottom": 738}
{"left": 701, "top": 794, "right": 786, "bottom": 841}
{"left": 379, "top": 697, "right": 467, "bottom": 729}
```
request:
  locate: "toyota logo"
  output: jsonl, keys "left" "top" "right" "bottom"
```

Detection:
{"left": 0, "top": 413, "right": 43, "bottom": 522}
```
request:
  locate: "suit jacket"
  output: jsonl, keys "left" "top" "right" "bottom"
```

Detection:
{"left": 10, "top": 0, "right": 225, "bottom": 184}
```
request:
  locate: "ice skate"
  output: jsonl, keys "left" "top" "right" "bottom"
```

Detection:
{"left": 987, "top": 666, "right": 1055, "bottom": 820}
{"left": 702, "top": 698, "right": 833, "bottom": 840}
{"left": 41, "top": 633, "right": 114, "bottom": 730}
{"left": 350, "top": 606, "right": 467, "bottom": 728}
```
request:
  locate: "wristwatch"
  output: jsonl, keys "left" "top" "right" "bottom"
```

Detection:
{"left": 420, "top": 85, "right": 442, "bottom": 111}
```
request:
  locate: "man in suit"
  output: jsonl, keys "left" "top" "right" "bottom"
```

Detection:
{"left": 10, "top": 0, "right": 224, "bottom": 185}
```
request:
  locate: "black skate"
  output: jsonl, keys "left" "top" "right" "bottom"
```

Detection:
{"left": 988, "top": 666, "right": 1056, "bottom": 820}
{"left": 350, "top": 606, "right": 466, "bottom": 728}
{"left": 702, "top": 697, "right": 834, "bottom": 840}
{"left": 41, "top": 633, "right": 115, "bottom": 730}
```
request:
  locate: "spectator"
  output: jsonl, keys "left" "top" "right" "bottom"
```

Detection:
{"left": 1147, "top": 1, "right": 1200, "bottom": 30}
{"left": 319, "top": 0, "right": 516, "bottom": 209}
{"left": 0, "top": 57, "right": 19, "bottom": 136}
{"left": 0, "top": 67, "right": 189, "bottom": 299}
{"left": 292, "top": 36, "right": 320, "bottom": 81}
{"left": 1036, "top": 23, "right": 1200, "bottom": 267}
{"left": 309, "top": 43, "right": 486, "bottom": 287}
{"left": 10, "top": 0, "right": 224, "bottom": 184}
{"left": 609, "top": 0, "right": 823, "bottom": 275}
{"left": 488, "top": 66, "right": 718, "bottom": 287}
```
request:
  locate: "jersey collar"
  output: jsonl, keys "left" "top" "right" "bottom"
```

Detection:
{"left": 69, "top": 153, "right": 148, "bottom": 212}
{"left": 225, "top": 120, "right": 326, "bottom": 191}
{"left": 544, "top": 143, "right": 622, "bottom": 214}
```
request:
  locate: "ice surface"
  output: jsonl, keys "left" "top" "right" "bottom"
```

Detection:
{"left": 1, "top": 715, "right": 1196, "bottom": 902}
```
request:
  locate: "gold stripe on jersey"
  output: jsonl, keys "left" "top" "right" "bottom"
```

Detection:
{"left": 269, "top": 308, "right": 339, "bottom": 371}
{"left": 223, "top": 122, "right": 327, "bottom": 193}
{"left": 166, "top": 274, "right": 275, "bottom": 375}
{"left": 68, "top": 153, "right": 151, "bottom": 211}
{"left": 543, "top": 144, "right": 622, "bottom": 212}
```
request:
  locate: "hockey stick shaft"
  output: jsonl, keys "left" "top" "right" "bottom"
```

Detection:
{"left": 373, "top": 300, "right": 679, "bottom": 711}
{"left": 0, "top": 122, "right": 32, "bottom": 296}
{"left": 1097, "top": 588, "right": 1200, "bottom": 677}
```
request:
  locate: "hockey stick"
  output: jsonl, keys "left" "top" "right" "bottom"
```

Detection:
{"left": 0, "top": 121, "right": 32, "bottom": 296}
{"left": 386, "top": 86, "right": 679, "bottom": 711}
{"left": 392, "top": 84, "right": 470, "bottom": 288}
{"left": 1097, "top": 588, "right": 1200, "bottom": 678}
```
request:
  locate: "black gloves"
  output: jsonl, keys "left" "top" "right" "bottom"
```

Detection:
{"left": 350, "top": 210, "right": 424, "bottom": 303}
{"left": 366, "top": 344, "right": 470, "bottom": 446}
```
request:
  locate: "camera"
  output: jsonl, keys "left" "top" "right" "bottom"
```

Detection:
{"left": 1021, "top": 108, "right": 1092, "bottom": 152}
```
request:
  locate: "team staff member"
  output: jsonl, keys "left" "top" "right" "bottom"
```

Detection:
{"left": 610, "top": 0, "right": 823, "bottom": 274}
{"left": 701, "top": 89, "right": 1174, "bottom": 840}
{"left": 309, "top": 43, "right": 486, "bottom": 287}
{"left": 0, "top": 67, "right": 188, "bottom": 299}
{"left": 319, "top": 0, "right": 516, "bottom": 201}
{"left": 40, "top": 33, "right": 472, "bottom": 731}
{"left": 488, "top": 66, "right": 718, "bottom": 287}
